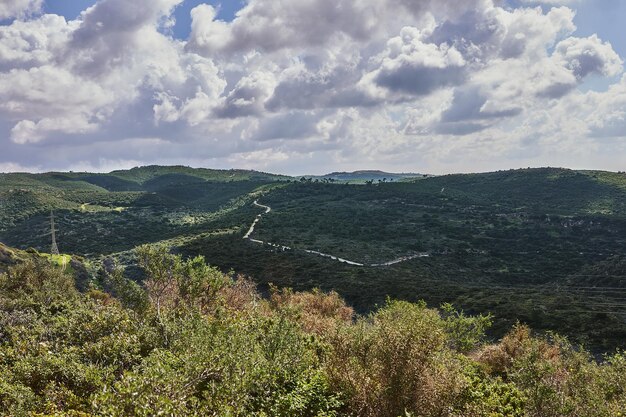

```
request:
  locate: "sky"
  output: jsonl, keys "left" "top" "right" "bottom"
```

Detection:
{"left": 0, "top": 0, "right": 625, "bottom": 175}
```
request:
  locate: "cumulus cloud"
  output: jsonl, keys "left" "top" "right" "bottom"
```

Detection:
{"left": 187, "top": 0, "right": 384, "bottom": 54}
{"left": 215, "top": 71, "right": 276, "bottom": 118}
{"left": 0, "top": 0, "right": 226, "bottom": 146}
{"left": 0, "top": 0, "right": 42, "bottom": 20}
{"left": 0, "top": 65, "right": 112, "bottom": 118}
{"left": 263, "top": 39, "right": 371, "bottom": 111}
{"left": 186, "top": 0, "right": 491, "bottom": 55}
{"left": 437, "top": 86, "right": 523, "bottom": 134}
{"left": 68, "top": 0, "right": 182, "bottom": 76}
{"left": 584, "top": 74, "right": 626, "bottom": 138}
{"left": 0, "top": 0, "right": 624, "bottom": 173}
{"left": 0, "top": 14, "right": 75, "bottom": 71}
{"left": 10, "top": 115, "right": 98, "bottom": 144}
{"left": 554, "top": 35, "right": 623, "bottom": 79}
{"left": 360, "top": 26, "right": 466, "bottom": 100}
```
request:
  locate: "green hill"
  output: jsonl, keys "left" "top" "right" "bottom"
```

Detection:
{"left": 179, "top": 168, "right": 626, "bottom": 351}
{"left": 2, "top": 166, "right": 626, "bottom": 351}
{"left": 413, "top": 168, "right": 626, "bottom": 215}
{"left": 0, "top": 166, "right": 288, "bottom": 255}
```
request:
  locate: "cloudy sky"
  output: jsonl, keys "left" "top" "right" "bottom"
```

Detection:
{"left": 0, "top": 0, "right": 625, "bottom": 174}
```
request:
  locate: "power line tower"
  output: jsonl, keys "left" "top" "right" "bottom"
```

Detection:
{"left": 50, "top": 210, "right": 59, "bottom": 255}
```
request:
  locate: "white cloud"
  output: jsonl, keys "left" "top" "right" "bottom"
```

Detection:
{"left": 10, "top": 115, "right": 98, "bottom": 144}
{"left": 0, "top": 14, "right": 75, "bottom": 71}
{"left": 554, "top": 35, "right": 623, "bottom": 79}
{"left": 0, "top": 0, "right": 624, "bottom": 174}
{"left": 360, "top": 26, "right": 466, "bottom": 100}
{"left": 0, "top": 0, "right": 42, "bottom": 20}
{"left": 186, "top": 0, "right": 491, "bottom": 55}
{"left": 216, "top": 71, "right": 276, "bottom": 118}
{"left": 584, "top": 74, "right": 626, "bottom": 138}
{"left": 0, "top": 65, "right": 113, "bottom": 117}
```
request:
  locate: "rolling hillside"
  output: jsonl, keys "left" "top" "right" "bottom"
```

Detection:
{"left": 2, "top": 166, "right": 626, "bottom": 350}
{"left": 0, "top": 166, "right": 288, "bottom": 255}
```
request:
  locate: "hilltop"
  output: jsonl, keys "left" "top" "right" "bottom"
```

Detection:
{"left": 305, "top": 170, "right": 426, "bottom": 182}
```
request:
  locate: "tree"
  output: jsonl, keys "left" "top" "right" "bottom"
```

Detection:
{"left": 136, "top": 245, "right": 180, "bottom": 318}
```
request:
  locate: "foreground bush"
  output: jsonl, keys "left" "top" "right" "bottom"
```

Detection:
{"left": 0, "top": 249, "right": 625, "bottom": 416}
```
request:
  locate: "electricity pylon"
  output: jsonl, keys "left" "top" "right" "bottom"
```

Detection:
{"left": 50, "top": 211, "right": 59, "bottom": 255}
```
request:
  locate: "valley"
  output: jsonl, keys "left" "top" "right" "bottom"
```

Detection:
{"left": 1, "top": 166, "right": 626, "bottom": 351}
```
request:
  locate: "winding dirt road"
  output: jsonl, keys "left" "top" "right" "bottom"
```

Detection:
{"left": 243, "top": 200, "right": 430, "bottom": 267}
{"left": 243, "top": 201, "right": 271, "bottom": 239}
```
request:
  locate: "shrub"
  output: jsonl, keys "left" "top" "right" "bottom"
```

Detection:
{"left": 93, "top": 313, "right": 342, "bottom": 416}
{"left": 2, "top": 250, "right": 626, "bottom": 416}
{"left": 326, "top": 300, "right": 468, "bottom": 417}
{"left": 0, "top": 259, "right": 78, "bottom": 308}
{"left": 476, "top": 324, "right": 625, "bottom": 417}
{"left": 270, "top": 287, "right": 354, "bottom": 335}
{"left": 136, "top": 245, "right": 229, "bottom": 316}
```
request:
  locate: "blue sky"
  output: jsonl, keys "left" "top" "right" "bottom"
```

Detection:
{"left": 1, "top": 0, "right": 625, "bottom": 174}
{"left": 572, "top": 0, "right": 626, "bottom": 57}
{"left": 41, "top": 0, "right": 626, "bottom": 57}
{"left": 43, "top": 0, "right": 245, "bottom": 38}
{"left": 41, "top": 1, "right": 626, "bottom": 51}
{"left": 38, "top": 1, "right": 626, "bottom": 98}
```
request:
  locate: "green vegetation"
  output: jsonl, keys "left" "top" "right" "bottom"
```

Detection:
{"left": 304, "top": 170, "right": 426, "bottom": 183}
{"left": 1, "top": 248, "right": 625, "bottom": 416}
{"left": 0, "top": 243, "right": 68, "bottom": 272}
{"left": 2, "top": 166, "right": 626, "bottom": 352}
{"left": 0, "top": 166, "right": 286, "bottom": 255}
{"left": 182, "top": 168, "right": 626, "bottom": 351}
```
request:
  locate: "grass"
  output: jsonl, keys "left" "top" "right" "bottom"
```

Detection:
{"left": 39, "top": 253, "right": 72, "bottom": 269}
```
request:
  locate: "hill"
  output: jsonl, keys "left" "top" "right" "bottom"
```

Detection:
{"left": 2, "top": 166, "right": 626, "bottom": 351}
{"left": 305, "top": 170, "right": 425, "bottom": 183}
{"left": 179, "top": 168, "right": 626, "bottom": 350}
{"left": 0, "top": 166, "right": 288, "bottom": 255}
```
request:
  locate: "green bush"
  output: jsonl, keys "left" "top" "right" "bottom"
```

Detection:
{"left": 1, "top": 248, "right": 626, "bottom": 416}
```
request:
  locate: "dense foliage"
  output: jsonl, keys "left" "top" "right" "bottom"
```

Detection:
{"left": 2, "top": 166, "right": 626, "bottom": 351}
{"left": 182, "top": 169, "right": 626, "bottom": 351}
{"left": 0, "top": 166, "right": 285, "bottom": 255}
{"left": 1, "top": 249, "right": 625, "bottom": 416}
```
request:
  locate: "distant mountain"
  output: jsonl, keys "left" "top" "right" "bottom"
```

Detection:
{"left": 306, "top": 170, "right": 428, "bottom": 182}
